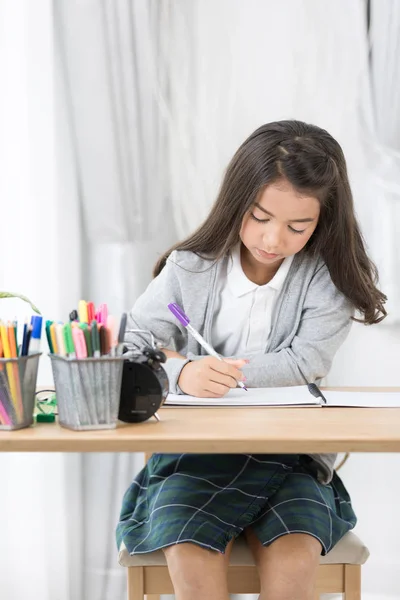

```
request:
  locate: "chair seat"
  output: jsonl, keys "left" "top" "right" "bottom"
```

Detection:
{"left": 119, "top": 530, "right": 369, "bottom": 568}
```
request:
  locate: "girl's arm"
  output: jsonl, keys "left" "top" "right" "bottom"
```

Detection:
{"left": 125, "top": 254, "right": 191, "bottom": 393}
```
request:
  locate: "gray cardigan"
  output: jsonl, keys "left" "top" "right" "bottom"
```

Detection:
{"left": 125, "top": 249, "right": 354, "bottom": 483}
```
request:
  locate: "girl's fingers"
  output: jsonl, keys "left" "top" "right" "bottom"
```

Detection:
{"left": 209, "top": 361, "right": 244, "bottom": 383}
{"left": 208, "top": 371, "right": 239, "bottom": 390}
{"left": 203, "top": 381, "right": 232, "bottom": 397}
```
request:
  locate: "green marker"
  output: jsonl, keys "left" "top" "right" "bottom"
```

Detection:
{"left": 45, "top": 320, "right": 54, "bottom": 354}
{"left": 63, "top": 323, "right": 75, "bottom": 357}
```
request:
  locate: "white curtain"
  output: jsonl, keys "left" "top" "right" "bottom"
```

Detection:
{"left": 55, "top": 0, "right": 165, "bottom": 243}
{"left": 357, "top": 0, "right": 400, "bottom": 322}
{"left": 55, "top": 2, "right": 177, "bottom": 598}
{"left": 161, "top": 0, "right": 370, "bottom": 237}
{"left": 0, "top": 1, "right": 82, "bottom": 600}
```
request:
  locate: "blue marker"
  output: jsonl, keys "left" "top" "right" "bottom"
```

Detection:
{"left": 28, "top": 316, "right": 43, "bottom": 354}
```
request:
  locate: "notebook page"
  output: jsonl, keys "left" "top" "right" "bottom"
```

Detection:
{"left": 324, "top": 390, "right": 400, "bottom": 408}
{"left": 165, "top": 385, "right": 320, "bottom": 407}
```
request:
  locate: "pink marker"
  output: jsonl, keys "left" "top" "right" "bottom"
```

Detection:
{"left": 97, "top": 303, "right": 108, "bottom": 325}
{"left": 0, "top": 399, "right": 11, "bottom": 426}
{"left": 72, "top": 326, "right": 87, "bottom": 359}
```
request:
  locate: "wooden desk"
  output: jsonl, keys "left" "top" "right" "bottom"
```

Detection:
{"left": 1, "top": 387, "right": 399, "bottom": 454}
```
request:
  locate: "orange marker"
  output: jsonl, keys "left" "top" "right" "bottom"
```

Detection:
{"left": 8, "top": 324, "right": 18, "bottom": 358}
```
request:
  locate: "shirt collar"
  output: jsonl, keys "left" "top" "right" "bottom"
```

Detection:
{"left": 227, "top": 245, "right": 294, "bottom": 298}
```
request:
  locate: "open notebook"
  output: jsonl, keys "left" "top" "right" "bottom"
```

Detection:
{"left": 165, "top": 385, "right": 400, "bottom": 408}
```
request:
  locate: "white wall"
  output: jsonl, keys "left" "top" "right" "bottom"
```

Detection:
{"left": 329, "top": 323, "right": 400, "bottom": 387}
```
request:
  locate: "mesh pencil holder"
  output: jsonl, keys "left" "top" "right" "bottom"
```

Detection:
{"left": 49, "top": 354, "right": 125, "bottom": 430}
{"left": 0, "top": 353, "right": 41, "bottom": 430}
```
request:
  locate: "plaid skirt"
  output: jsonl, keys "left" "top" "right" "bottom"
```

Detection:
{"left": 116, "top": 453, "right": 356, "bottom": 556}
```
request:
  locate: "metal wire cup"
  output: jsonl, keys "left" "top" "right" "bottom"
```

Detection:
{"left": 49, "top": 354, "right": 125, "bottom": 430}
{"left": 0, "top": 353, "right": 41, "bottom": 430}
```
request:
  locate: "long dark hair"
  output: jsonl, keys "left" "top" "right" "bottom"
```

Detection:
{"left": 154, "top": 120, "right": 386, "bottom": 325}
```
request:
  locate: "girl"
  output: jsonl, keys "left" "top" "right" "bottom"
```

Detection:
{"left": 117, "top": 120, "right": 386, "bottom": 600}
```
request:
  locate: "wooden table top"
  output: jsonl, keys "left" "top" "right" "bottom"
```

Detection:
{"left": 1, "top": 387, "right": 400, "bottom": 453}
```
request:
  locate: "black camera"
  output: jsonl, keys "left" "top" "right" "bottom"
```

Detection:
{"left": 118, "top": 345, "right": 169, "bottom": 423}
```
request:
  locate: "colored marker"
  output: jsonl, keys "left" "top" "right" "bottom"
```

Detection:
{"left": 29, "top": 316, "right": 42, "bottom": 354}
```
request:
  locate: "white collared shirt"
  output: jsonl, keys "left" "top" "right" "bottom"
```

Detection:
{"left": 211, "top": 246, "right": 294, "bottom": 357}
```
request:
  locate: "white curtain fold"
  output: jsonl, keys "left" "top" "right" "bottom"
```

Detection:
{"left": 357, "top": 0, "right": 400, "bottom": 322}
{"left": 55, "top": 3, "right": 178, "bottom": 599}
{"left": 0, "top": 2, "right": 81, "bottom": 599}
{"left": 160, "top": 0, "right": 371, "bottom": 239}
{"left": 55, "top": 0, "right": 168, "bottom": 243}
{"left": 81, "top": 453, "right": 144, "bottom": 600}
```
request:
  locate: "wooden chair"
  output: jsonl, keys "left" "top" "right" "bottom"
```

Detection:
{"left": 118, "top": 454, "right": 368, "bottom": 599}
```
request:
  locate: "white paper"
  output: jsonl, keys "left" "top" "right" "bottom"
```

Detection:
{"left": 165, "top": 385, "right": 320, "bottom": 407}
{"left": 323, "top": 390, "right": 400, "bottom": 408}
{"left": 164, "top": 387, "right": 400, "bottom": 408}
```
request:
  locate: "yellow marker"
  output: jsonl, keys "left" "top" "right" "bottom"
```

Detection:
{"left": 50, "top": 323, "right": 59, "bottom": 355}
{"left": 0, "top": 323, "right": 22, "bottom": 421}
{"left": 78, "top": 300, "right": 88, "bottom": 323}
{"left": 55, "top": 323, "right": 66, "bottom": 356}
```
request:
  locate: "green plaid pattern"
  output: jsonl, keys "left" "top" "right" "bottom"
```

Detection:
{"left": 116, "top": 453, "right": 356, "bottom": 556}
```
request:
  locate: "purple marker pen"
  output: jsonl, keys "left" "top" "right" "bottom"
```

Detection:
{"left": 168, "top": 303, "right": 248, "bottom": 391}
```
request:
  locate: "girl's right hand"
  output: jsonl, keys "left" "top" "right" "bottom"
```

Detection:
{"left": 178, "top": 356, "right": 247, "bottom": 397}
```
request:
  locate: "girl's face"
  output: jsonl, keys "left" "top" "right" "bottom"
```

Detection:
{"left": 240, "top": 180, "right": 320, "bottom": 268}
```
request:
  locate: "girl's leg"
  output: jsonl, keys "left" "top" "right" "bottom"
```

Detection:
{"left": 245, "top": 527, "right": 321, "bottom": 600}
{"left": 163, "top": 539, "right": 234, "bottom": 600}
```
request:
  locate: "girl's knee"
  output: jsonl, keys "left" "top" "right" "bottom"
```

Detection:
{"left": 267, "top": 533, "right": 321, "bottom": 572}
{"left": 246, "top": 530, "right": 321, "bottom": 596}
{"left": 273, "top": 532, "right": 322, "bottom": 559}
{"left": 246, "top": 530, "right": 322, "bottom": 579}
{"left": 163, "top": 542, "right": 229, "bottom": 593}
